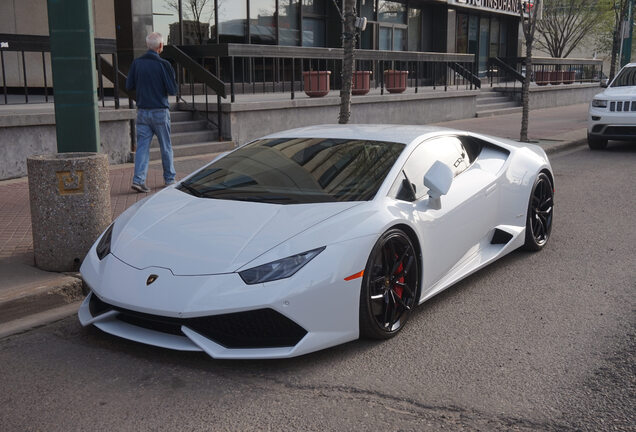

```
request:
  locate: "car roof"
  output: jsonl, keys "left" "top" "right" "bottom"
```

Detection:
{"left": 262, "top": 124, "right": 459, "bottom": 145}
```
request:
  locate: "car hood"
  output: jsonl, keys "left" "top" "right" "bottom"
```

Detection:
{"left": 111, "top": 188, "right": 360, "bottom": 275}
{"left": 598, "top": 86, "right": 636, "bottom": 97}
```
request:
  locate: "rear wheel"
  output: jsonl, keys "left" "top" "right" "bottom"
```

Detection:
{"left": 523, "top": 173, "right": 554, "bottom": 251}
{"left": 587, "top": 133, "right": 607, "bottom": 150}
{"left": 359, "top": 229, "right": 419, "bottom": 339}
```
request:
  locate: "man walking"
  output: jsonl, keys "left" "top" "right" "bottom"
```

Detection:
{"left": 126, "top": 32, "right": 177, "bottom": 193}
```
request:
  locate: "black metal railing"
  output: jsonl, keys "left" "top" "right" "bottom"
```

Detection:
{"left": 487, "top": 56, "right": 604, "bottom": 88}
{"left": 174, "top": 44, "right": 478, "bottom": 102}
{"left": 0, "top": 33, "right": 123, "bottom": 107}
{"left": 161, "top": 44, "right": 226, "bottom": 138}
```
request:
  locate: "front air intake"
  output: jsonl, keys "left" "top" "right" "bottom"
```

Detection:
{"left": 89, "top": 294, "right": 307, "bottom": 349}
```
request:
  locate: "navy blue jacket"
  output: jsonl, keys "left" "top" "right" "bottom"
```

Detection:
{"left": 126, "top": 50, "right": 177, "bottom": 109}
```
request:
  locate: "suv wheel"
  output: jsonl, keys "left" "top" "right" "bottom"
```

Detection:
{"left": 587, "top": 133, "right": 607, "bottom": 150}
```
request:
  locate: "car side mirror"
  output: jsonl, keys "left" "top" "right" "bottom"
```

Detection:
{"left": 423, "top": 161, "right": 453, "bottom": 209}
{"left": 600, "top": 79, "right": 609, "bottom": 88}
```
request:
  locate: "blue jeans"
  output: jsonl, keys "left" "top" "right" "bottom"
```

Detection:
{"left": 133, "top": 108, "right": 176, "bottom": 185}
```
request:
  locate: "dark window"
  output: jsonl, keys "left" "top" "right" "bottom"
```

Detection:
{"left": 611, "top": 66, "right": 636, "bottom": 87}
{"left": 179, "top": 138, "right": 405, "bottom": 204}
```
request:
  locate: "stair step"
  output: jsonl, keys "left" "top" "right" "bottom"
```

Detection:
{"left": 151, "top": 130, "right": 218, "bottom": 147}
{"left": 170, "top": 111, "right": 194, "bottom": 122}
{"left": 170, "top": 119, "right": 210, "bottom": 133}
{"left": 476, "top": 101, "right": 519, "bottom": 110}
{"left": 476, "top": 96, "right": 511, "bottom": 104}
{"left": 475, "top": 107, "right": 523, "bottom": 118}
{"left": 149, "top": 141, "right": 236, "bottom": 160}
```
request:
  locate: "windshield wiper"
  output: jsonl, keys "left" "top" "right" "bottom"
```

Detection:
{"left": 178, "top": 183, "right": 203, "bottom": 198}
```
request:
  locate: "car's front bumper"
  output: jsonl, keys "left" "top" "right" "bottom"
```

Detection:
{"left": 79, "top": 237, "right": 374, "bottom": 359}
{"left": 588, "top": 106, "right": 636, "bottom": 142}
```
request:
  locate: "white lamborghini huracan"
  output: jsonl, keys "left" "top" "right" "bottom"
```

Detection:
{"left": 79, "top": 125, "right": 554, "bottom": 359}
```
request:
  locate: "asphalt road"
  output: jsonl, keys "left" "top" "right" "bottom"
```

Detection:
{"left": 1, "top": 143, "right": 634, "bottom": 432}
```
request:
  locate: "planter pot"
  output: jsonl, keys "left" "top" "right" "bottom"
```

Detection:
{"left": 352, "top": 71, "right": 371, "bottom": 95}
{"left": 384, "top": 70, "right": 408, "bottom": 93}
{"left": 563, "top": 71, "right": 576, "bottom": 84}
{"left": 303, "top": 71, "right": 331, "bottom": 97}
{"left": 550, "top": 70, "right": 563, "bottom": 85}
{"left": 535, "top": 71, "right": 550, "bottom": 86}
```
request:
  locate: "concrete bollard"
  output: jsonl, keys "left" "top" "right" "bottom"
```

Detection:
{"left": 27, "top": 153, "right": 111, "bottom": 272}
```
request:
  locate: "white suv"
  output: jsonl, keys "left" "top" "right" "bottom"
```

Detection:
{"left": 588, "top": 63, "right": 636, "bottom": 150}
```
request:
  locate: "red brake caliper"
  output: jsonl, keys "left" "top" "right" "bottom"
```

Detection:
{"left": 394, "top": 259, "right": 404, "bottom": 298}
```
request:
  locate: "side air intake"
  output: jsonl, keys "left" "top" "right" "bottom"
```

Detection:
{"left": 491, "top": 228, "right": 513, "bottom": 245}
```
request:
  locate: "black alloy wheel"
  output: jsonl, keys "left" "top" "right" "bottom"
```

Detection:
{"left": 360, "top": 229, "right": 419, "bottom": 339}
{"left": 523, "top": 172, "right": 554, "bottom": 251}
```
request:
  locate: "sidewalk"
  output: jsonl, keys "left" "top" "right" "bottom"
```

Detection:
{"left": 0, "top": 103, "right": 590, "bottom": 337}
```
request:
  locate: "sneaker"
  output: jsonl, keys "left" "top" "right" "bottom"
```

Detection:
{"left": 164, "top": 180, "right": 176, "bottom": 186}
{"left": 131, "top": 183, "right": 150, "bottom": 193}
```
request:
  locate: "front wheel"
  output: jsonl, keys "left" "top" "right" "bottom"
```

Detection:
{"left": 523, "top": 173, "right": 554, "bottom": 251}
{"left": 587, "top": 133, "right": 607, "bottom": 150}
{"left": 359, "top": 229, "right": 419, "bottom": 339}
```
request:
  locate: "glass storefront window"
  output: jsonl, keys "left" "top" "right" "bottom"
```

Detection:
{"left": 468, "top": 15, "right": 478, "bottom": 55}
{"left": 302, "top": 0, "right": 326, "bottom": 15}
{"left": 302, "top": 17, "right": 325, "bottom": 46}
{"left": 379, "top": 26, "right": 391, "bottom": 50}
{"left": 499, "top": 21, "right": 508, "bottom": 57}
{"left": 378, "top": 1, "right": 406, "bottom": 24}
{"left": 489, "top": 18, "right": 499, "bottom": 58}
{"left": 456, "top": 13, "right": 468, "bottom": 54}
{"left": 408, "top": 8, "right": 421, "bottom": 52}
{"left": 279, "top": 0, "right": 300, "bottom": 46}
{"left": 219, "top": 1, "right": 247, "bottom": 43}
{"left": 393, "top": 28, "right": 406, "bottom": 51}
{"left": 360, "top": 0, "right": 376, "bottom": 21}
{"left": 250, "top": 0, "right": 276, "bottom": 44}
{"left": 153, "top": 0, "right": 215, "bottom": 45}
{"left": 478, "top": 17, "right": 489, "bottom": 76}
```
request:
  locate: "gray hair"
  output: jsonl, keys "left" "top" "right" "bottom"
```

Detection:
{"left": 146, "top": 32, "right": 163, "bottom": 50}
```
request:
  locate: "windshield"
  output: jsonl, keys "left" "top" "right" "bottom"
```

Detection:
{"left": 178, "top": 137, "right": 405, "bottom": 204}
{"left": 611, "top": 66, "right": 636, "bottom": 87}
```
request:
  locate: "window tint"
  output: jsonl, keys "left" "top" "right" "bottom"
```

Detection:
{"left": 611, "top": 66, "right": 636, "bottom": 87}
{"left": 179, "top": 138, "right": 405, "bottom": 204}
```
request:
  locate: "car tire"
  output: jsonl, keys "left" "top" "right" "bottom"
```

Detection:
{"left": 359, "top": 228, "right": 419, "bottom": 339}
{"left": 523, "top": 173, "right": 554, "bottom": 252}
{"left": 587, "top": 134, "right": 607, "bottom": 150}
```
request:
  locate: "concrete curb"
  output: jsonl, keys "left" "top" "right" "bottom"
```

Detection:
{"left": 0, "top": 301, "right": 82, "bottom": 339}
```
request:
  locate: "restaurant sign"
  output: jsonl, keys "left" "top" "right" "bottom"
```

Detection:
{"left": 450, "top": 0, "right": 535, "bottom": 16}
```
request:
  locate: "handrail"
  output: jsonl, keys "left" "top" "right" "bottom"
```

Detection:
{"left": 179, "top": 43, "right": 474, "bottom": 64}
{"left": 162, "top": 45, "right": 226, "bottom": 98}
{"left": 513, "top": 56, "right": 604, "bottom": 67}
{"left": 449, "top": 62, "right": 481, "bottom": 89}
{"left": 490, "top": 57, "right": 524, "bottom": 83}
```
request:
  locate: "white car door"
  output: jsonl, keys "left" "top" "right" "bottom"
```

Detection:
{"left": 397, "top": 136, "right": 500, "bottom": 292}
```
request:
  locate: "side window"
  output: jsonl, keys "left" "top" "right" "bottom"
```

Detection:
{"left": 392, "top": 135, "right": 483, "bottom": 201}
{"left": 427, "top": 136, "right": 470, "bottom": 176}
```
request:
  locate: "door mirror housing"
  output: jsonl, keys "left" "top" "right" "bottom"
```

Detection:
{"left": 423, "top": 161, "right": 453, "bottom": 208}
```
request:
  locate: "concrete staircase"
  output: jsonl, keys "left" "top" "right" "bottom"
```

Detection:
{"left": 143, "top": 110, "right": 235, "bottom": 161}
{"left": 475, "top": 87, "right": 522, "bottom": 117}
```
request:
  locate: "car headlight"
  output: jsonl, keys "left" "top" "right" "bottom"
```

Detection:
{"left": 95, "top": 223, "right": 114, "bottom": 260}
{"left": 239, "top": 247, "right": 326, "bottom": 285}
{"left": 592, "top": 99, "right": 607, "bottom": 108}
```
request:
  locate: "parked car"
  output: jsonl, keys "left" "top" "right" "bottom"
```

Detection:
{"left": 588, "top": 63, "right": 636, "bottom": 149}
{"left": 79, "top": 125, "right": 554, "bottom": 359}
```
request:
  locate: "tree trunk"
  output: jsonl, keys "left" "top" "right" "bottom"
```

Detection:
{"left": 338, "top": 0, "right": 356, "bottom": 124}
{"left": 520, "top": 38, "right": 533, "bottom": 142}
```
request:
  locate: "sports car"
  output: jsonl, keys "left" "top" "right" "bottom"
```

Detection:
{"left": 79, "top": 124, "right": 554, "bottom": 359}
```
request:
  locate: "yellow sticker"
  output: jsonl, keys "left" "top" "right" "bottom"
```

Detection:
{"left": 56, "top": 170, "right": 85, "bottom": 195}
